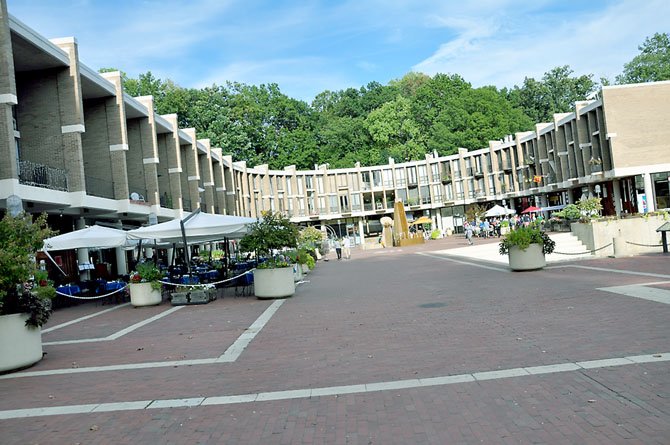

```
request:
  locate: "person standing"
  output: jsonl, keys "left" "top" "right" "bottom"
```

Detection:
{"left": 334, "top": 238, "right": 342, "bottom": 260}
{"left": 465, "top": 222, "right": 474, "bottom": 245}
{"left": 342, "top": 236, "right": 351, "bottom": 259}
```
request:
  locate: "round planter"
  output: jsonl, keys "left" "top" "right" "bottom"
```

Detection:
{"left": 129, "top": 282, "right": 162, "bottom": 306}
{"left": 508, "top": 243, "right": 546, "bottom": 271}
{"left": 253, "top": 267, "right": 295, "bottom": 299}
{"left": 0, "top": 313, "right": 43, "bottom": 372}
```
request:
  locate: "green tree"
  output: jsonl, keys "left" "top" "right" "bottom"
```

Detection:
{"left": 616, "top": 32, "right": 670, "bottom": 84}
{"left": 365, "top": 95, "right": 424, "bottom": 162}
{"left": 507, "top": 66, "right": 596, "bottom": 122}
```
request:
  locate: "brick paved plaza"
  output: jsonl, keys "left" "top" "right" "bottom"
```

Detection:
{"left": 1, "top": 237, "right": 669, "bottom": 444}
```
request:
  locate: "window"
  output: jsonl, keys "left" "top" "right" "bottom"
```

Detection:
{"left": 407, "top": 167, "right": 417, "bottom": 185}
{"left": 329, "top": 196, "right": 338, "bottom": 213}
{"left": 433, "top": 184, "right": 443, "bottom": 202}
{"left": 305, "top": 176, "right": 314, "bottom": 190}
{"left": 430, "top": 163, "right": 440, "bottom": 182}
{"left": 351, "top": 193, "right": 361, "bottom": 211}
{"left": 418, "top": 165, "right": 428, "bottom": 185}
{"left": 395, "top": 168, "right": 406, "bottom": 187}
{"left": 316, "top": 176, "right": 324, "bottom": 193}
{"left": 372, "top": 170, "right": 382, "bottom": 188}
{"left": 383, "top": 169, "right": 394, "bottom": 188}
{"left": 349, "top": 173, "right": 359, "bottom": 191}
{"left": 361, "top": 171, "right": 371, "bottom": 190}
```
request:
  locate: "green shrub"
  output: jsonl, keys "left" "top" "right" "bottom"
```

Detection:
{"left": 499, "top": 224, "right": 556, "bottom": 255}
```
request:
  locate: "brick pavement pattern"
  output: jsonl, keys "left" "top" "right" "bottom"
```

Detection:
{"left": 0, "top": 237, "right": 668, "bottom": 444}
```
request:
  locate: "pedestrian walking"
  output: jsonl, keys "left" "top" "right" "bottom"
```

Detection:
{"left": 465, "top": 223, "right": 474, "bottom": 245}
{"left": 343, "top": 236, "right": 351, "bottom": 259}
{"left": 334, "top": 238, "right": 342, "bottom": 260}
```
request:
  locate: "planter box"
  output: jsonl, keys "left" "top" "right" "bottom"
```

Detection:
{"left": 253, "top": 267, "right": 295, "bottom": 299}
{"left": 171, "top": 290, "right": 213, "bottom": 306}
{"left": 508, "top": 244, "right": 546, "bottom": 271}
{"left": 129, "top": 282, "right": 162, "bottom": 307}
{"left": 0, "top": 313, "right": 43, "bottom": 372}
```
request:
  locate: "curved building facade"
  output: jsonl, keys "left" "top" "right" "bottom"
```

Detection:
{"left": 2, "top": 2, "right": 670, "bottom": 247}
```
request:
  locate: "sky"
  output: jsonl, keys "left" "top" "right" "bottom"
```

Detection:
{"left": 7, "top": 0, "right": 670, "bottom": 102}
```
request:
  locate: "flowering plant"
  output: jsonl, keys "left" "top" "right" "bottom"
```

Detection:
{"left": 129, "top": 262, "right": 163, "bottom": 290}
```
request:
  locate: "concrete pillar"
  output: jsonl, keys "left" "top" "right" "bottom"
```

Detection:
{"left": 643, "top": 173, "right": 655, "bottom": 212}
{"left": 0, "top": 0, "right": 18, "bottom": 181}
{"left": 358, "top": 219, "right": 365, "bottom": 246}
{"left": 99, "top": 72, "right": 130, "bottom": 200}
{"left": 612, "top": 179, "right": 623, "bottom": 216}
{"left": 135, "top": 96, "right": 161, "bottom": 206}
{"left": 115, "top": 247, "right": 128, "bottom": 275}
{"left": 199, "top": 139, "right": 216, "bottom": 213}
{"left": 75, "top": 218, "right": 90, "bottom": 280}
{"left": 162, "top": 114, "right": 184, "bottom": 214}
{"left": 51, "top": 37, "right": 86, "bottom": 193}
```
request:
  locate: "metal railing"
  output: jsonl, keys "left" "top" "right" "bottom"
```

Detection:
{"left": 18, "top": 160, "right": 68, "bottom": 191}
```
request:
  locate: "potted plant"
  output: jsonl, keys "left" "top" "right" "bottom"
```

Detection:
{"left": 239, "top": 211, "right": 299, "bottom": 299}
{"left": 129, "top": 262, "right": 163, "bottom": 306}
{"left": 499, "top": 222, "right": 556, "bottom": 271}
{"left": 0, "top": 212, "right": 55, "bottom": 372}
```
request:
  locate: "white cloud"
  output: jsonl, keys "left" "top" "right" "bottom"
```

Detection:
{"left": 412, "top": 0, "right": 670, "bottom": 88}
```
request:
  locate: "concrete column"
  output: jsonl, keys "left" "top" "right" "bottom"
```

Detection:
{"left": 52, "top": 38, "right": 86, "bottom": 193}
{"left": 99, "top": 72, "right": 130, "bottom": 200}
{"left": 162, "top": 114, "right": 184, "bottom": 214}
{"left": 75, "top": 218, "right": 90, "bottom": 280}
{"left": 135, "top": 96, "right": 161, "bottom": 206}
{"left": 358, "top": 219, "right": 365, "bottom": 246}
{"left": 643, "top": 173, "right": 656, "bottom": 212}
{"left": 183, "top": 128, "right": 201, "bottom": 212}
{"left": 199, "top": 139, "right": 216, "bottom": 212}
{"left": 0, "top": 0, "right": 18, "bottom": 180}
{"left": 115, "top": 247, "right": 128, "bottom": 275}
{"left": 612, "top": 179, "right": 623, "bottom": 216}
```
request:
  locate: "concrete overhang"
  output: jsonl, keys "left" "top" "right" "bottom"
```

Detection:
{"left": 154, "top": 114, "right": 173, "bottom": 134}
{"left": 123, "top": 93, "right": 149, "bottom": 119}
{"left": 10, "top": 15, "right": 69, "bottom": 72}
{"left": 80, "top": 64, "right": 116, "bottom": 99}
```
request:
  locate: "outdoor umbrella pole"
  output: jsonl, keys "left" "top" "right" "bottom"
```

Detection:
{"left": 180, "top": 209, "right": 200, "bottom": 277}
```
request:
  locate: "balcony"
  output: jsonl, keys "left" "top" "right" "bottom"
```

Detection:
{"left": 18, "top": 160, "right": 68, "bottom": 192}
{"left": 441, "top": 175, "right": 452, "bottom": 184}
{"left": 474, "top": 170, "right": 484, "bottom": 178}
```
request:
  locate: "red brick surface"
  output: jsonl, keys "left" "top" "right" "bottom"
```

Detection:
{"left": 1, "top": 238, "right": 668, "bottom": 444}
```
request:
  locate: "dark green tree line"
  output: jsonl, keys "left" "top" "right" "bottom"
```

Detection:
{"left": 99, "top": 32, "right": 669, "bottom": 170}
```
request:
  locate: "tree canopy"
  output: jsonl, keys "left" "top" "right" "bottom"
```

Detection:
{"left": 101, "top": 32, "right": 667, "bottom": 170}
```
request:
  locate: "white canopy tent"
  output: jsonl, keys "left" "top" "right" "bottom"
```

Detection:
{"left": 43, "top": 225, "right": 134, "bottom": 251}
{"left": 126, "top": 211, "right": 256, "bottom": 244}
{"left": 484, "top": 205, "right": 516, "bottom": 218}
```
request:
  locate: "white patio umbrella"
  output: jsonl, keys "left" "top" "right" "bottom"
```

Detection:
{"left": 43, "top": 225, "right": 133, "bottom": 251}
{"left": 484, "top": 205, "right": 516, "bottom": 218}
{"left": 126, "top": 211, "right": 256, "bottom": 243}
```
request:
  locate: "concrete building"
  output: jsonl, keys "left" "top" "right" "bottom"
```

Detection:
{"left": 2, "top": 2, "right": 670, "bottom": 260}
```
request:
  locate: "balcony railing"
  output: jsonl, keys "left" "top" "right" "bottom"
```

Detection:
{"left": 18, "top": 160, "right": 68, "bottom": 191}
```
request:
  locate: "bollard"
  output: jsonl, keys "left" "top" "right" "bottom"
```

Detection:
{"left": 612, "top": 237, "right": 627, "bottom": 258}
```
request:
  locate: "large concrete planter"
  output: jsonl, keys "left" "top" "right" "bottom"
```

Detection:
{"left": 0, "top": 313, "right": 43, "bottom": 372}
{"left": 253, "top": 267, "right": 295, "bottom": 299}
{"left": 508, "top": 244, "right": 546, "bottom": 271}
{"left": 129, "top": 282, "right": 162, "bottom": 306}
